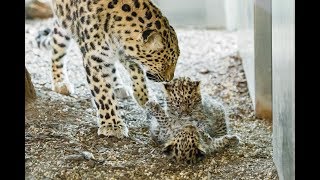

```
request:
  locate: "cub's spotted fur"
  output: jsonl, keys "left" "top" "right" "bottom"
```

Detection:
{"left": 146, "top": 77, "right": 239, "bottom": 163}
{"left": 36, "top": 0, "right": 180, "bottom": 138}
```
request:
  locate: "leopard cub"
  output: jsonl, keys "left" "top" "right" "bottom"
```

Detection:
{"left": 146, "top": 77, "right": 240, "bottom": 164}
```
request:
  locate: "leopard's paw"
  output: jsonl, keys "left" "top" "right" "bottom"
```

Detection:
{"left": 98, "top": 120, "right": 129, "bottom": 139}
{"left": 53, "top": 82, "right": 74, "bottom": 96}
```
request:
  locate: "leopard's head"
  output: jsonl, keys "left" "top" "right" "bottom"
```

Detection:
{"left": 137, "top": 25, "right": 179, "bottom": 82}
{"left": 121, "top": 16, "right": 179, "bottom": 82}
{"left": 163, "top": 124, "right": 206, "bottom": 164}
{"left": 163, "top": 77, "right": 202, "bottom": 117}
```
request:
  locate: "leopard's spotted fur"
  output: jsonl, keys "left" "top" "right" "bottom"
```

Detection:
{"left": 146, "top": 77, "right": 240, "bottom": 164}
{"left": 35, "top": 0, "right": 180, "bottom": 138}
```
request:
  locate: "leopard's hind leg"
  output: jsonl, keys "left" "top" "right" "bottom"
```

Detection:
{"left": 50, "top": 20, "right": 74, "bottom": 95}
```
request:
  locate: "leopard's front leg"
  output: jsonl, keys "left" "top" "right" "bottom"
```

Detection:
{"left": 83, "top": 50, "right": 128, "bottom": 138}
{"left": 120, "top": 58, "right": 149, "bottom": 107}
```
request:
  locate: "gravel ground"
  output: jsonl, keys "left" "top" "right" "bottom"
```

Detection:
{"left": 25, "top": 19, "right": 278, "bottom": 180}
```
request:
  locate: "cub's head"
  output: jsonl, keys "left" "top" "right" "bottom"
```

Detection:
{"left": 163, "top": 77, "right": 202, "bottom": 117}
{"left": 163, "top": 125, "right": 206, "bottom": 164}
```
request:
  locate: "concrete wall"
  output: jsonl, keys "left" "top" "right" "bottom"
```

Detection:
{"left": 237, "top": 0, "right": 272, "bottom": 122}
{"left": 272, "top": 0, "right": 295, "bottom": 179}
{"left": 152, "top": 0, "right": 238, "bottom": 30}
{"left": 254, "top": 0, "right": 272, "bottom": 121}
{"left": 237, "top": 0, "right": 255, "bottom": 109}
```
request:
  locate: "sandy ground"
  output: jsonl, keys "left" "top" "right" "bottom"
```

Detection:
{"left": 25, "top": 19, "right": 278, "bottom": 180}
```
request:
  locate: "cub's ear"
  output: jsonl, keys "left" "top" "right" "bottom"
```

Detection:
{"left": 162, "top": 142, "right": 174, "bottom": 156}
{"left": 195, "top": 145, "right": 206, "bottom": 161}
{"left": 194, "top": 80, "right": 201, "bottom": 87}
{"left": 142, "top": 29, "right": 164, "bottom": 50}
{"left": 192, "top": 80, "right": 201, "bottom": 92}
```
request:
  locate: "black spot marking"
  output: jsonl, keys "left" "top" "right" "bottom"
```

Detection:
{"left": 133, "top": 0, "right": 140, "bottom": 8}
{"left": 99, "top": 100, "right": 105, "bottom": 110}
{"left": 129, "top": 64, "right": 135, "bottom": 71}
{"left": 105, "top": 113, "right": 110, "bottom": 119}
{"left": 102, "top": 74, "right": 109, "bottom": 78}
{"left": 112, "top": 68, "right": 116, "bottom": 73}
{"left": 155, "top": 20, "right": 161, "bottom": 29}
{"left": 106, "top": 83, "right": 111, "bottom": 88}
{"left": 126, "top": 16, "right": 133, "bottom": 21}
{"left": 95, "top": 101, "right": 100, "bottom": 109}
{"left": 138, "top": 17, "right": 145, "bottom": 23}
{"left": 92, "top": 75, "right": 99, "bottom": 82}
{"left": 102, "top": 46, "right": 109, "bottom": 50}
{"left": 108, "top": 2, "right": 114, "bottom": 8}
{"left": 58, "top": 43, "right": 66, "bottom": 48}
{"left": 128, "top": 46, "right": 134, "bottom": 51}
{"left": 93, "top": 24, "right": 99, "bottom": 30}
{"left": 143, "top": 2, "right": 149, "bottom": 9}
{"left": 56, "top": 64, "right": 63, "bottom": 69}
{"left": 131, "top": 12, "right": 137, "bottom": 17}
{"left": 85, "top": 66, "right": 91, "bottom": 76}
{"left": 94, "top": 86, "right": 100, "bottom": 94}
{"left": 104, "top": 13, "right": 111, "bottom": 32}
{"left": 145, "top": 11, "right": 152, "bottom": 20}
{"left": 80, "top": 16, "right": 85, "bottom": 24}
{"left": 111, "top": 109, "right": 115, "bottom": 116}
{"left": 91, "top": 90, "right": 95, "bottom": 96}
{"left": 92, "top": 55, "right": 103, "bottom": 63}
{"left": 114, "top": 16, "right": 122, "bottom": 21}
{"left": 122, "top": 4, "right": 131, "bottom": 12}
{"left": 90, "top": 42, "right": 95, "bottom": 50}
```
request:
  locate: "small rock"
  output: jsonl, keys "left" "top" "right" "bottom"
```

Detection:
{"left": 64, "top": 154, "right": 84, "bottom": 161}
{"left": 82, "top": 151, "right": 95, "bottom": 160}
{"left": 199, "top": 68, "right": 210, "bottom": 74}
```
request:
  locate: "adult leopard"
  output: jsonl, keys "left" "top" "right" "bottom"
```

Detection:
{"left": 35, "top": 0, "right": 180, "bottom": 138}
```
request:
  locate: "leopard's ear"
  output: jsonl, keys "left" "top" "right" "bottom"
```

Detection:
{"left": 163, "top": 82, "right": 171, "bottom": 90}
{"left": 142, "top": 29, "right": 164, "bottom": 50}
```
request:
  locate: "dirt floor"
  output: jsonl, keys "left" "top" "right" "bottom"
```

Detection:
{"left": 25, "top": 19, "right": 278, "bottom": 180}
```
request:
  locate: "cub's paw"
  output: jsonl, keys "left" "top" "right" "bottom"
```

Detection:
{"left": 97, "top": 119, "right": 129, "bottom": 139}
{"left": 145, "top": 100, "right": 162, "bottom": 113}
{"left": 53, "top": 82, "right": 74, "bottom": 96}
{"left": 225, "top": 134, "right": 240, "bottom": 147}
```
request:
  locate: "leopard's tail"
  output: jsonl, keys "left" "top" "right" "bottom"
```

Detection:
{"left": 35, "top": 28, "right": 52, "bottom": 50}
